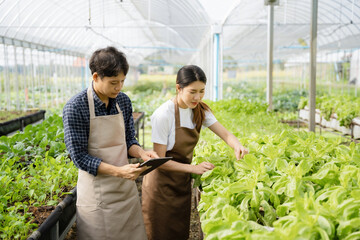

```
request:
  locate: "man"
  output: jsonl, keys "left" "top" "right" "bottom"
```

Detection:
{"left": 63, "top": 46, "right": 156, "bottom": 240}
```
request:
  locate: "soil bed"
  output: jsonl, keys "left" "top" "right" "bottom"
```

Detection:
{"left": 0, "top": 110, "right": 40, "bottom": 123}
{"left": 26, "top": 185, "right": 74, "bottom": 227}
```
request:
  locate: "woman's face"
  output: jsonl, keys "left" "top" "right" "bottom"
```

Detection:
{"left": 93, "top": 72, "right": 126, "bottom": 102}
{"left": 177, "top": 81, "right": 206, "bottom": 109}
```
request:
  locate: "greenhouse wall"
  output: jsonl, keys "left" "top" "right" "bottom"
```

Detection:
{"left": 0, "top": 37, "right": 86, "bottom": 110}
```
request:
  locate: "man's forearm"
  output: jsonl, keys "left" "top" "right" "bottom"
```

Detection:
{"left": 97, "top": 161, "right": 121, "bottom": 177}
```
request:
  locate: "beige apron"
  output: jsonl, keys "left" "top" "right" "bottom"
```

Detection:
{"left": 76, "top": 86, "right": 147, "bottom": 240}
{"left": 142, "top": 99, "right": 201, "bottom": 240}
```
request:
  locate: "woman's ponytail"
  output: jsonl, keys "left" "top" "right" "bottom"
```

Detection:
{"left": 193, "top": 101, "right": 211, "bottom": 131}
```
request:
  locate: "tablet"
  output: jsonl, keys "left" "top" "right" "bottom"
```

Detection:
{"left": 138, "top": 157, "right": 173, "bottom": 175}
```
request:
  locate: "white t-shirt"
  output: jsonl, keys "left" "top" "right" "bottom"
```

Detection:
{"left": 151, "top": 100, "right": 217, "bottom": 151}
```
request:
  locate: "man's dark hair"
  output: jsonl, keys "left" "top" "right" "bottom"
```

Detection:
{"left": 89, "top": 46, "right": 129, "bottom": 78}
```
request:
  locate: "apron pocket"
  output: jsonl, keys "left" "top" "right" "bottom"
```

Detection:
{"left": 97, "top": 175, "right": 138, "bottom": 206}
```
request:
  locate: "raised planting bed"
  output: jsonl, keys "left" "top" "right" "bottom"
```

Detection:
{"left": 27, "top": 187, "right": 77, "bottom": 240}
{"left": 298, "top": 108, "right": 359, "bottom": 138}
{"left": 353, "top": 118, "right": 360, "bottom": 139}
{"left": 298, "top": 107, "right": 321, "bottom": 124}
{"left": 0, "top": 110, "right": 46, "bottom": 136}
{"left": 0, "top": 114, "right": 78, "bottom": 239}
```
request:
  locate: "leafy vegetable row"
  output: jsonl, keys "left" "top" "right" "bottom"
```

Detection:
{"left": 194, "top": 99, "right": 360, "bottom": 239}
{"left": 0, "top": 114, "right": 77, "bottom": 239}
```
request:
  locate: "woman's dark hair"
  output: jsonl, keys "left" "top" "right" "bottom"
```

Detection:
{"left": 176, "top": 65, "right": 211, "bottom": 129}
{"left": 89, "top": 46, "right": 129, "bottom": 78}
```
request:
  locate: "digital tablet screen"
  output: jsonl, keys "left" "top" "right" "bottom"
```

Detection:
{"left": 138, "top": 157, "right": 173, "bottom": 175}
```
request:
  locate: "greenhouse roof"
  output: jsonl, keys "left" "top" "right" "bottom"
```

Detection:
{"left": 1, "top": 0, "right": 360, "bottom": 66}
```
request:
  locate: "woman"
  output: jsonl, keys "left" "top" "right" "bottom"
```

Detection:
{"left": 142, "top": 65, "right": 248, "bottom": 240}
{"left": 63, "top": 46, "right": 157, "bottom": 240}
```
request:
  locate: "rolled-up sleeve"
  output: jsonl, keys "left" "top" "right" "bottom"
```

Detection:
{"left": 63, "top": 100, "right": 101, "bottom": 176}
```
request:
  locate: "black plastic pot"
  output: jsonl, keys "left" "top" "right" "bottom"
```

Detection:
{"left": 27, "top": 187, "right": 77, "bottom": 240}
{"left": 0, "top": 110, "right": 46, "bottom": 136}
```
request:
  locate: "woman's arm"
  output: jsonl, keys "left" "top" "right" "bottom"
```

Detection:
{"left": 128, "top": 144, "right": 158, "bottom": 160}
{"left": 208, "top": 121, "right": 248, "bottom": 160}
{"left": 154, "top": 143, "right": 214, "bottom": 174}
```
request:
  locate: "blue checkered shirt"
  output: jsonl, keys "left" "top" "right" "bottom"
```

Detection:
{"left": 63, "top": 86, "right": 139, "bottom": 176}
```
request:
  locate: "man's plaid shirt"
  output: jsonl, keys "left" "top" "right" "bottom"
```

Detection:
{"left": 63, "top": 86, "right": 139, "bottom": 176}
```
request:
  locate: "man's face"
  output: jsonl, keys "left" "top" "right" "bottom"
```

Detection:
{"left": 93, "top": 72, "right": 126, "bottom": 102}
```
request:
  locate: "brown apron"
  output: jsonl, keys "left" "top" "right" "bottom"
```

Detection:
{"left": 76, "top": 86, "right": 147, "bottom": 240}
{"left": 142, "top": 99, "right": 201, "bottom": 240}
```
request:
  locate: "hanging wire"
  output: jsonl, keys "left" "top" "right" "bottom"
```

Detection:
{"left": 88, "top": 0, "right": 92, "bottom": 25}
{"left": 322, "top": 23, "right": 352, "bottom": 37}
{"left": 339, "top": 0, "right": 343, "bottom": 23}
{"left": 102, "top": 0, "right": 105, "bottom": 28}
{"left": 351, "top": 0, "right": 355, "bottom": 24}
{"left": 283, "top": 0, "right": 287, "bottom": 24}
{"left": 86, "top": 26, "right": 119, "bottom": 46}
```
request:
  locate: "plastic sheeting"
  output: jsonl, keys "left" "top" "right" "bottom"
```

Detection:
{"left": 1, "top": 0, "right": 360, "bottom": 65}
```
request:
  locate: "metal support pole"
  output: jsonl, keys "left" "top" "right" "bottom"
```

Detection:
{"left": 55, "top": 53, "right": 59, "bottom": 107}
{"left": 49, "top": 52, "right": 55, "bottom": 107}
{"left": 4, "top": 45, "right": 11, "bottom": 110}
{"left": 30, "top": 49, "right": 35, "bottom": 108}
{"left": 14, "top": 46, "right": 20, "bottom": 110}
{"left": 213, "top": 33, "right": 220, "bottom": 101}
{"left": 66, "top": 55, "right": 71, "bottom": 99}
{"left": 266, "top": 3, "right": 274, "bottom": 111}
{"left": 43, "top": 51, "right": 48, "bottom": 109}
{"left": 85, "top": 57, "right": 90, "bottom": 88}
{"left": 212, "top": 24, "right": 223, "bottom": 101}
{"left": 0, "top": 44, "right": 4, "bottom": 109}
{"left": 61, "top": 54, "right": 66, "bottom": 102}
{"left": 65, "top": 55, "right": 69, "bottom": 100}
{"left": 67, "top": 55, "right": 71, "bottom": 96}
{"left": 219, "top": 36, "right": 223, "bottom": 100}
{"left": 81, "top": 57, "right": 85, "bottom": 90}
{"left": 309, "top": 0, "right": 318, "bottom": 132}
{"left": 37, "top": 49, "right": 42, "bottom": 109}
{"left": 22, "top": 47, "right": 28, "bottom": 110}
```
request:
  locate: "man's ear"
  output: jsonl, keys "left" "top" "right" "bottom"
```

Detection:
{"left": 92, "top": 72, "right": 99, "bottom": 82}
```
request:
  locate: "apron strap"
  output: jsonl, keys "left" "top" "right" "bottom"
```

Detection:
{"left": 173, "top": 98, "right": 180, "bottom": 128}
{"left": 115, "top": 103, "right": 121, "bottom": 113}
{"left": 87, "top": 86, "right": 96, "bottom": 118}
